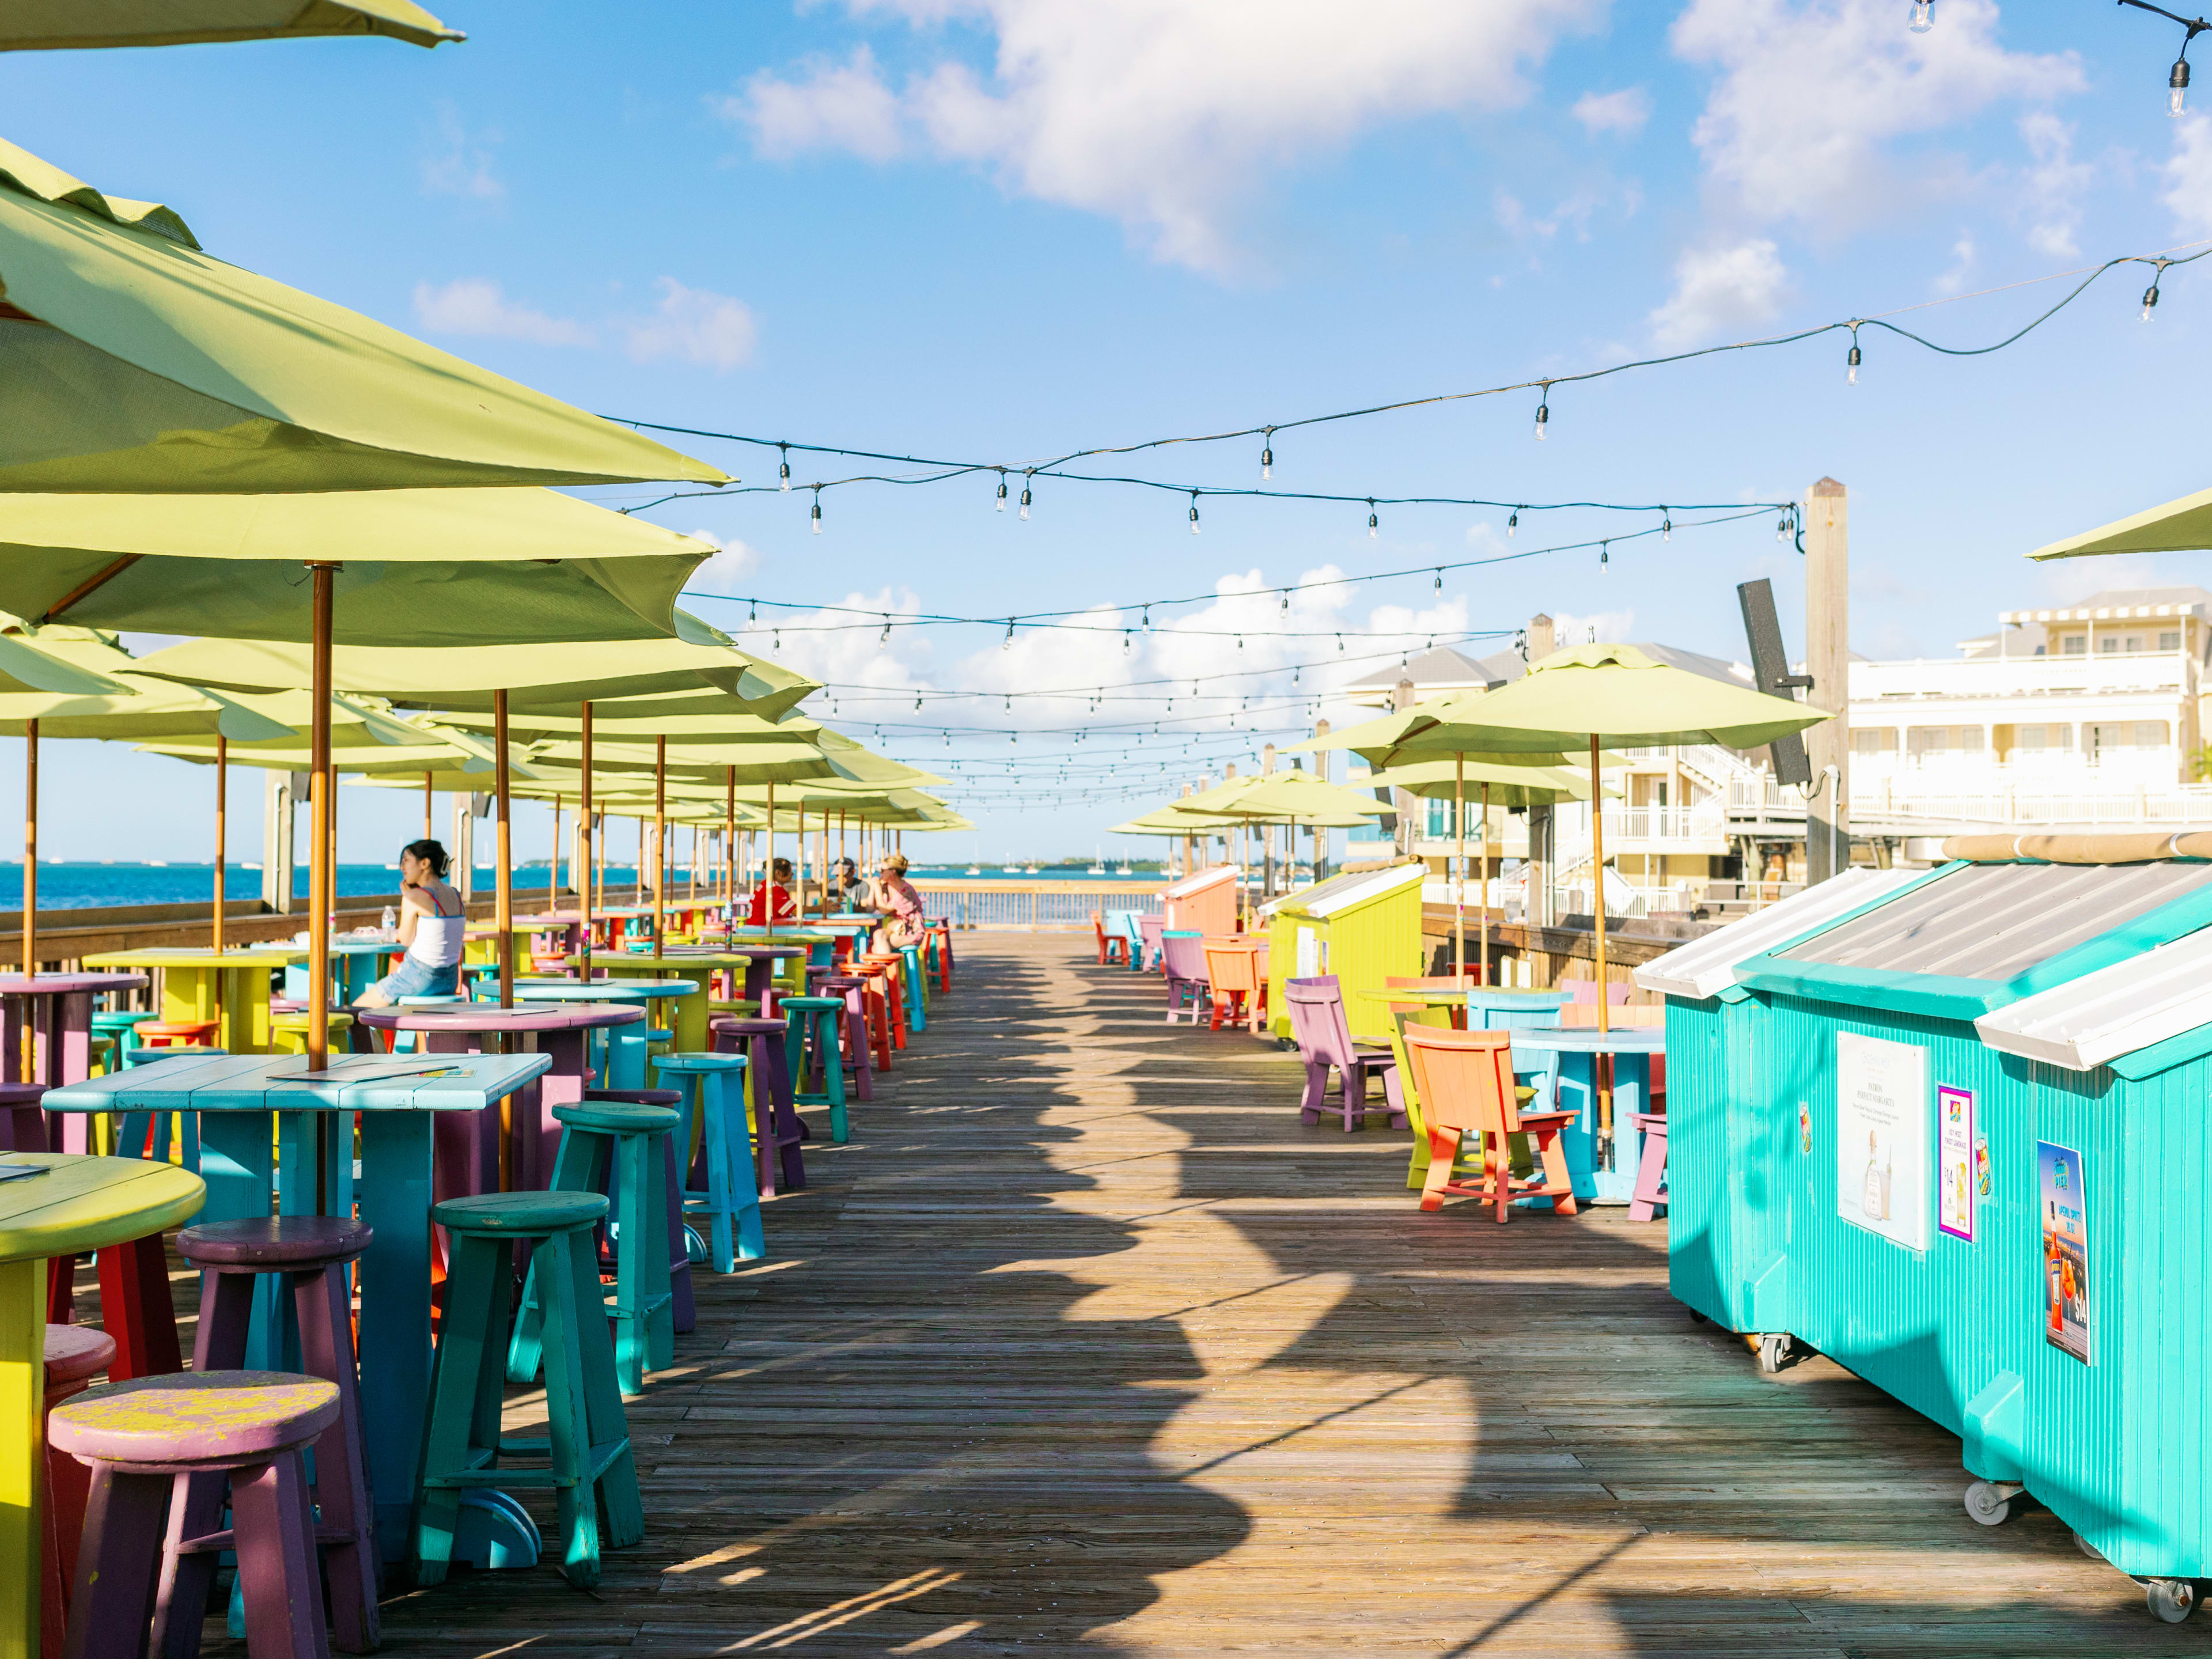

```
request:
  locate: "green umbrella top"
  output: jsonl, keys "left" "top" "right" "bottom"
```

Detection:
{"left": 0, "top": 0, "right": 463, "bottom": 50}
{"left": 1288, "top": 697, "right": 1588, "bottom": 769}
{"left": 0, "top": 487, "right": 717, "bottom": 645}
{"left": 1171, "top": 768, "right": 1395, "bottom": 827}
{"left": 1355, "top": 758, "right": 1616, "bottom": 808}
{"left": 2030, "top": 485, "right": 2212, "bottom": 560}
{"left": 0, "top": 135, "right": 724, "bottom": 492}
{"left": 1346, "top": 643, "right": 1828, "bottom": 760}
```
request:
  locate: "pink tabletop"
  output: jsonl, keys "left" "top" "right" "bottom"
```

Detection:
{"left": 0, "top": 971, "right": 149, "bottom": 996}
{"left": 353, "top": 1002, "right": 643, "bottom": 1033}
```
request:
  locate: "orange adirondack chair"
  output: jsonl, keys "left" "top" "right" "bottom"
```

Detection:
{"left": 1203, "top": 940, "right": 1268, "bottom": 1033}
{"left": 1403, "top": 1024, "right": 1579, "bottom": 1222}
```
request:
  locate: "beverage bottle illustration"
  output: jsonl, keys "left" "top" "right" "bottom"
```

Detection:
{"left": 1862, "top": 1131, "right": 1889, "bottom": 1221}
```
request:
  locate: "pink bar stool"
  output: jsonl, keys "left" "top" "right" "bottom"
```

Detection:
{"left": 41, "top": 1323, "right": 114, "bottom": 1659}
{"left": 810, "top": 969, "right": 874, "bottom": 1103}
{"left": 50, "top": 1371, "right": 340, "bottom": 1659}
{"left": 1627, "top": 1111, "right": 1669, "bottom": 1221}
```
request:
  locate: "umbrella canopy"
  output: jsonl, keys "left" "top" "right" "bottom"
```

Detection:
{"left": 2030, "top": 486, "right": 2212, "bottom": 560}
{"left": 1357, "top": 759, "right": 1613, "bottom": 807}
{"left": 0, "top": 137, "right": 724, "bottom": 492}
{"left": 130, "top": 605, "right": 811, "bottom": 702}
{"left": 1356, "top": 644, "right": 1826, "bottom": 759}
{"left": 0, "top": 487, "right": 715, "bottom": 644}
{"left": 1171, "top": 769, "right": 1394, "bottom": 827}
{"left": 0, "top": 0, "right": 461, "bottom": 49}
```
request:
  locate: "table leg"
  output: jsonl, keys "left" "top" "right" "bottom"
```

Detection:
{"left": 1552, "top": 1053, "right": 1599, "bottom": 1202}
{"left": 0, "top": 1256, "right": 43, "bottom": 1659}
{"left": 200, "top": 1111, "right": 278, "bottom": 1366}
{"left": 55, "top": 994, "right": 89, "bottom": 1088}
{"left": 1, "top": 998, "right": 20, "bottom": 1085}
{"left": 672, "top": 988, "right": 707, "bottom": 1054}
{"left": 357, "top": 1111, "right": 433, "bottom": 1565}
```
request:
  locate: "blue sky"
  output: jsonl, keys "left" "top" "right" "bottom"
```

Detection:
{"left": 6, "top": 0, "right": 2212, "bottom": 865}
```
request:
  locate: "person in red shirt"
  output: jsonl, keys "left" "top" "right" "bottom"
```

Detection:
{"left": 748, "top": 858, "right": 798, "bottom": 926}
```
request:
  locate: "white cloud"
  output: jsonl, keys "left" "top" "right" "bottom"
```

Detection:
{"left": 725, "top": 0, "right": 1603, "bottom": 275}
{"left": 1671, "top": 0, "right": 2081, "bottom": 231}
{"left": 421, "top": 102, "right": 503, "bottom": 200}
{"left": 1647, "top": 238, "right": 1790, "bottom": 348}
{"left": 1572, "top": 86, "right": 1650, "bottom": 136}
{"left": 2018, "top": 111, "right": 2091, "bottom": 257}
{"left": 1934, "top": 231, "right": 1975, "bottom": 294}
{"left": 411, "top": 278, "right": 594, "bottom": 346}
{"left": 1494, "top": 186, "right": 1612, "bottom": 243}
{"left": 624, "top": 279, "right": 758, "bottom": 372}
{"left": 732, "top": 45, "right": 906, "bottom": 162}
{"left": 730, "top": 587, "right": 933, "bottom": 699}
{"left": 2162, "top": 112, "right": 2212, "bottom": 233}
{"left": 683, "top": 529, "right": 762, "bottom": 595}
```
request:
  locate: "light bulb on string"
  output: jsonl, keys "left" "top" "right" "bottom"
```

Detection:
{"left": 2177, "top": 52, "right": 2194, "bottom": 118}
{"left": 1434, "top": 568, "right": 1444, "bottom": 591}
{"left": 1020, "top": 471, "right": 1033, "bottom": 520}
{"left": 994, "top": 471, "right": 1008, "bottom": 512}
{"left": 1661, "top": 514, "right": 1672, "bottom": 542}
{"left": 1534, "top": 384, "right": 1550, "bottom": 440}
{"left": 1003, "top": 620, "right": 1015, "bottom": 650}
{"left": 1368, "top": 500, "right": 1379, "bottom": 539}
{"left": 1908, "top": 0, "right": 1933, "bottom": 32}
{"left": 1507, "top": 509, "right": 1518, "bottom": 537}
{"left": 1142, "top": 606, "right": 1152, "bottom": 634}
{"left": 1600, "top": 541, "right": 1610, "bottom": 573}
{"left": 1846, "top": 325, "right": 1862, "bottom": 385}
{"left": 1280, "top": 590, "right": 1291, "bottom": 615}
{"left": 771, "top": 628, "right": 781, "bottom": 652}
{"left": 747, "top": 600, "right": 756, "bottom": 624}
{"left": 879, "top": 617, "right": 892, "bottom": 646}
{"left": 777, "top": 442, "right": 791, "bottom": 492}
{"left": 1189, "top": 492, "right": 1202, "bottom": 535}
{"left": 1777, "top": 511, "right": 1791, "bottom": 543}
{"left": 1260, "top": 426, "right": 1275, "bottom": 479}
{"left": 809, "top": 487, "right": 823, "bottom": 534}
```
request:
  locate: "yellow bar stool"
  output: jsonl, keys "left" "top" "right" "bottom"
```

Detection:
{"left": 270, "top": 1010, "right": 356, "bottom": 1057}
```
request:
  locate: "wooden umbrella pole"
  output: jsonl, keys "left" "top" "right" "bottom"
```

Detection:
{"left": 652, "top": 734, "right": 666, "bottom": 956}
{"left": 306, "top": 565, "right": 335, "bottom": 1074}
{"left": 422, "top": 770, "right": 432, "bottom": 840}
{"left": 579, "top": 700, "right": 594, "bottom": 983}
{"left": 495, "top": 689, "right": 513, "bottom": 1009}
{"left": 20, "top": 718, "right": 34, "bottom": 979}
{"left": 725, "top": 766, "right": 735, "bottom": 938}
{"left": 213, "top": 733, "right": 227, "bottom": 962}
{"left": 1479, "top": 781, "right": 1491, "bottom": 991}
{"left": 1590, "top": 731, "right": 1611, "bottom": 1152}
{"left": 551, "top": 794, "right": 562, "bottom": 908}
{"left": 763, "top": 779, "right": 775, "bottom": 936}
{"left": 1453, "top": 752, "right": 1464, "bottom": 982}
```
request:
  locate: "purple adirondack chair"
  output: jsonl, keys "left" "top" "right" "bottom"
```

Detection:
{"left": 1161, "top": 931, "right": 1211, "bottom": 1024}
{"left": 1283, "top": 975, "right": 1407, "bottom": 1132}
{"left": 1137, "top": 912, "right": 1165, "bottom": 972}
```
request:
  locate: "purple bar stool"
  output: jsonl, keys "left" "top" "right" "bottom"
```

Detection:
{"left": 175, "top": 1217, "right": 380, "bottom": 1654}
{"left": 51, "top": 1371, "right": 340, "bottom": 1659}
{"left": 810, "top": 970, "right": 874, "bottom": 1103}
{"left": 709, "top": 1015, "right": 806, "bottom": 1195}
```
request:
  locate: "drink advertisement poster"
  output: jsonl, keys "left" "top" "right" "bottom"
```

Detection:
{"left": 1937, "top": 1086, "right": 1974, "bottom": 1243}
{"left": 2038, "top": 1139, "right": 2091, "bottom": 1364}
{"left": 1835, "top": 1031, "right": 1929, "bottom": 1251}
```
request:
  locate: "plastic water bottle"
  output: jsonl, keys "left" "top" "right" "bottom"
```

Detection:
{"left": 380, "top": 905, "right": 396, "bottom": 938}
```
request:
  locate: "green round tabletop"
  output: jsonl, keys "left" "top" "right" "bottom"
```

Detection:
{"left": 0, "top": 1154, "right": 205, "bottom": 1266}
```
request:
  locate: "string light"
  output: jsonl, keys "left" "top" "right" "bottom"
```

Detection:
{"left": 1003, "top": 620, "right": 1015, "bottom": 650}
{"left": 1533, "top": 386, "right": 1550, "bottom": 440}
{"left": 2145, "top": 256, "right": 2172, "bottom": 320}
{"left": 1260, "top": 426, "right": 1274, "bottom": 479}
{"left": 1908, "top": 0, "right": 1933, "bottom": 32}
{"left": 1508, "top": 509, "right": 1518, "bottom": 537}
{"left": 1434, "top": 568, "right": 1443, "bottom": 590}
{"left": 1020, "top": 471, "right": 1033, "bottom": 520}
{"left": 1846, "top": 325, "right": 1862, "bottom": 385}
{"left": 879, "top": 617, "right": 893, "bottom": 646}
{"left": 1189, "top": 491, "right": 1202, "bottom": 535}
{"left": 1600, "top": 541, "right": 1610, "bottom": 572}
{"left": 1661, "top": 514, "right": 1672, "bottom": 542}
{"left": 1777, "top": 510, "right": 1793, "bottom": 543}
{"left": 777, "top": 442, "right": 791, "bottom": 491}
{"left": 809, "top": 487, "right": 822, "bottom": 533}
{"left": 1279, "top": 590, "right": 1290, "bottom": 615}
{"left": 995, "top": 471, "right": 1008, "bottom": 512}
{"left": 1368, "top": 499, "right": 1379, "bottom": 539}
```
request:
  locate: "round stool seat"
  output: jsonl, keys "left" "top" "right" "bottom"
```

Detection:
{"left": 396, "top": 993, "right": 471, "bottom": 1007}
{"left": 653, "top": 1051, "right": 748, "bottom": 1073}
{"left": 91, "top": 1011, "right": 158, "bottom": 1032}
{"left": 584, "top": 1088, "right": 683, "bottom": 1107}
{"left": 43, "top": 1324, "right": 115, "bottom": 1389}
{"left": 711, "top": 1016, "right": 788, "bottom": 1037}
{"left": 271, "top": 1010, "right": 355, "bottom": 1031}
{"left": 550, "top": 1100, "right": 679, "bottom": 1136}
{"left": 137, "top": 1021, "right": 219, "bottom": 1044}
{"left": 177, "top": 1214, "right": 373, "bottom": 1270}
{"left": 123, "top": 1046, "right": 228, "bottom": 1067}
{"left": 50, "top": 1372, "right": 339, "bottom": 1469}
{"left": 0, "top": 1081, "right": 47, "bottom": 1105}
{"left": 433, "top": 1189, "right": 607, "bottom": 1235}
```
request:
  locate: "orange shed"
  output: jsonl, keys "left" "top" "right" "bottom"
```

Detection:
{"left": 1161, "top": 863, "right": 1241, "bottom": 936}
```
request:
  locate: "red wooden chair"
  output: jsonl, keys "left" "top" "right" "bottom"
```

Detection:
{"left": 1403, "top": 1024, "right": 1578, "bottom": 1222}
{"left": 1282, "top": 976, "right": 1405, "bottom": 1131}
{"left": 1091, "top": 911, "right": 1128, "bottom": 967}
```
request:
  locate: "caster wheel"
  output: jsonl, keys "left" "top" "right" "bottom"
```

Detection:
{"left": 1756, "top": 1333, "right": 1791, "bottom": 1374}
{"left": 1963, "top": 1481, "right": 2013, "bottom": 1527}
{"left": 2076, "top": 1532, "right": 2103, "bottom": 1562}
{"left": 1688, "top": 1310, "right": 1708, "bottom": 1325}
{"left": 2146, "top": 1578, "right": 2198, "bottom": 1624}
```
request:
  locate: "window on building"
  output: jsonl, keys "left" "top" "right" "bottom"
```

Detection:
{"left": 2100, "top": 635, "right": 2120, "bottom": 653}
{"left": 2161, "top": 631, "right": 2182, "bottom": 652}
{"left": 1853, "top": 728, "right": 1897, "bottom": 757}
{"left": 2135, "top": 721, "right": 2170, "bottom": 748}
{"left": 2124, "top": 635, "right": 2144, "bottom": 652}
{"left": 2062, "top": 634, "right": 2087, "bottom": 655}
{"left": 2018, "top": 725, "right": 2047, "bottom": 753}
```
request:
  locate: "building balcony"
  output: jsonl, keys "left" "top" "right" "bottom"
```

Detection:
{"left": 1850, "top": 649, "right": 2198, "bottom": 706}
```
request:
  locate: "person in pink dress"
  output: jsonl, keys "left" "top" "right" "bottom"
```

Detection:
{"left": 865, "top": 853, "right": 927, "bottom": 950}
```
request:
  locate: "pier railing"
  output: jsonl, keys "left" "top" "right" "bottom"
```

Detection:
{"left": 922, "top": 880, "right": 1162, "bottom": 931}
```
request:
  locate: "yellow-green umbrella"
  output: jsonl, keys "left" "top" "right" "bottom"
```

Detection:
{"left": 0, "top": 0, "right": 463, "bottom": 49}
{"left": 2031, "top": 485, "right": 2212, "bottom": 560}
{"left": 0, "top": 137, "right": 725, "bottom": 493}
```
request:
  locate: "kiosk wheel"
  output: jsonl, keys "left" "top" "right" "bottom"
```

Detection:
{"left": 2145, "top": 1579, "right": 2198, "bottom": 1624}
{"left": 1963, "top": 1480, "right": 2019, "bottom": 1527}
{"left": 1756, "top": 1333, "right": 1791, "bottom": 1374}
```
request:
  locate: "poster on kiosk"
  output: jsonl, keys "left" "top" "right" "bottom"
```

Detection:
{"left": 1835, "top": 1031, "right": 1929, "bottom": 1252}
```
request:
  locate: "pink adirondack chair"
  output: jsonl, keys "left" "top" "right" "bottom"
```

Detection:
{"left": 1282, "top": 976, "right": 1407, "bottom": 1132}
{"left": 1137, "top": 913, "right": 1166, "bottom": 972}
{"left": 1161, "top": 932, "right": 1212, "bottom": 1024}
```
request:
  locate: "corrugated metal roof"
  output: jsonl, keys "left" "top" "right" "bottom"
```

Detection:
{"left": 1976, "top": 925, "right": 2212, "bottom": 1070}
{"left": 1635, "top": 868, "right": 1923, "bottom": 1000}
{"left": 1163, "top": 865, "right": 1239, "bottom": 897}
{"left": 1775, "top": 859, "right": 2212, "bottom": 983}
{"left": 1270, "top": 861, "right": 1425, "bottom": 918}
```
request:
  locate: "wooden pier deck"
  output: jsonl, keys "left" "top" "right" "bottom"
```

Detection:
{"left": 202, "top": 935, "right": 2187, "bottom": 1655}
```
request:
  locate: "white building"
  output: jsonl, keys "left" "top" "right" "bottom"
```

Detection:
{"left": 1847, "top": 586, "right": 2212, "bottom": 830}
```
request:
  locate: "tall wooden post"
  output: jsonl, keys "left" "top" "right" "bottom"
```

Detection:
{"left": 1804, "top": 477, "right": 1851, "bottom": 884}
{"left": 1312, "top": 718, "right": 1330, "bottom": 881}
{"left": 1391, "top": 677, "right": 1416, "bottom": 857}
{"left": 20, "top": 720, "right": 35, "bottom": 978}
{"left": 306, "top": 565, "right": 335, "bottom": 1074}
{"left": 495, "top": 690, "right": 513, "bottom": 1008}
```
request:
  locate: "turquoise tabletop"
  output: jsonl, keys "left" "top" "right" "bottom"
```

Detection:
{"left": 43, "top": 1050, "right": 552, "bottom": 1112}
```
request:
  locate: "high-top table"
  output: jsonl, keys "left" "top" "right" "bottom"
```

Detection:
{"left": 84, "top": 946, "right": 308, "bottom": 1056}
{"left": 577, "top": 951, "right": 801, "bottom": 1042}
{"left": 0, "top": 972, "right": 149, "bottom": 1149}
{"left": 509, "top": 978, "right": 699, "bottom": 1090}
{"left": 352, "top": 1002, "right": 643, "bottom": 1192}
{"left": 43, "top": 1050, "right": 549, "bottom": 1569}
{"left": 1509, "top": 1026, "right": 1666, "bottom": 1205}
{"left": 0, "top": 1151, "right": 204, "bottom": 1658}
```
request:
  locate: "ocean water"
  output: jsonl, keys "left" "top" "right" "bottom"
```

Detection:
{"left": 0, "top": 861, "right": 1160, "bottom": 911}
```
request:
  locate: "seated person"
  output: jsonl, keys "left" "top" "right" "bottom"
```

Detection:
{"left": 827, "top": 857, "right": 863, "bottom": 910}
{"left": 748, "top": 858, "right": 799, "bottom": 925}
{"left": 356, "top": 839, "right": 464, "bottom": 1007}
{"left": 865, "top": 853, "right": 927, "bottom": 950}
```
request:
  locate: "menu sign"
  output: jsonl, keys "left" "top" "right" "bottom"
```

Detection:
{"left": 1836, "top": 1032, "right": 1929, "bottom": 1251}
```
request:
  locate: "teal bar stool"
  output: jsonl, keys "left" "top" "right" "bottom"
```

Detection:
{"left": 650, "top": 1052, "right": 763, "bottom": 1270}
{"left": 417, "top": 1190, "right": 643, "bottom": 1588}
{"left": 898, "top": 944, "right": 929, "bottom": 1032}
{"left": 779, "top": 995, "right": 850, "bottom": 1143}
{"left": 92, "top": 1007, "right": 158, "bottom": 1060}
{"left": 507, "top": 1100, "right": 679, "bottom": 1398}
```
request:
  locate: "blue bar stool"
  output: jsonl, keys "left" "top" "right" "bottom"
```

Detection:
{"left": 650, "top": 1052, "right": 763, "bottom": 1270}
{"left": 778, "top": 996, "right": 849, "bottom": 1143}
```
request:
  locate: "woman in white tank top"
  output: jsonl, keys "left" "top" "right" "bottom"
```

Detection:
{"left": 355, "top": 839, "right": 467, "bottom": 1006}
